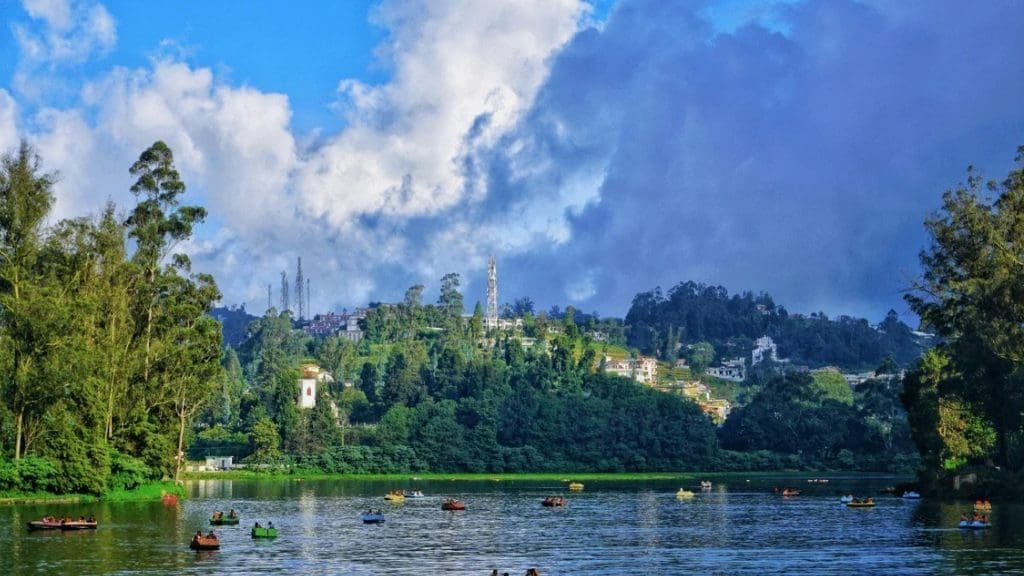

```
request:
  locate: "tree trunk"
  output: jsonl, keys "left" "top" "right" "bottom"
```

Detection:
{"left": 175, "top": 407, "right": 186, "bottom": 483}
{"left": 14, "top": 408, "right": 23, "bottom": 461}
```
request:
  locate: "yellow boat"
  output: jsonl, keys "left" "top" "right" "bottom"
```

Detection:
{"left": 384, "top": 491, "right": 405, "bottom": 502}
{"left": 676, "top": 489, "right": 695, "bottom": 498}
{"left": 568, "top": 482, "right": 584, "bottom": 492}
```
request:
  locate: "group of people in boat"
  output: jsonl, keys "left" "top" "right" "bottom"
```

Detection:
{"left": 851, "top": 497, "right": 874, "bottom": 505}
{"left": 253, "top": 521, "right": 274, "bottom": 529}
{"left": 211, "top": 509, "right": 237, "bottom": 520}
{"left": 961, "top": 512, "right": 990, "bottom": 525}
{"left": 364, "top": 509, "right": 383, "bottom": 515}
{"left": 41, "top": 515, "right": 96, "bottom": 525}
{"left": 974, "top": 499, "right": 992, "bottom": 509}
{"left": 489, "top": 569, "right": 542, "bottom": 576}
{"left": 192, "top": 530, "right": 218, "bottom": 543}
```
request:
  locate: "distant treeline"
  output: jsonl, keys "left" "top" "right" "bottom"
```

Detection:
{"left": 624, "top": 281, "right": 927, "bottom": 369}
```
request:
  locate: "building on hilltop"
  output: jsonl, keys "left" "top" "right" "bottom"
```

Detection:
{"left": 303, "top": 309, "right": 366, "bottom": 341}
{"left": 603, "top": 355, "right": 658, "bottom": 384}
{"left": 706, "top": 358, "right": 745, "bottom": 382}
{"left": 751, "top": 335, "right": 778, "bottom": 365}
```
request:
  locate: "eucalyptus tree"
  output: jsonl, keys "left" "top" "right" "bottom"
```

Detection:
{"left": 0, "top": 141, "right": 55, "bottom": 460}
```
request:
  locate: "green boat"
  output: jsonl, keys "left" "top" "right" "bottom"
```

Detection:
{"left": 251, "top": 526, "right": 278, "bottom": 538}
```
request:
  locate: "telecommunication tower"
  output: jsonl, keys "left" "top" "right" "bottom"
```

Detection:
{"left": 280, "top": 271, "right": 290, "bottom": 314}
{"left": 295, "top": 257, "right": 305, "bottom": 321}
{"left": 486, "top": 256, "right": 498, "bottom": 330}
{"left": 267, "top": 284, "right": 272, "bottom": 313}
{"left": 306, "top": 278, "right": 311, "bottom": 319}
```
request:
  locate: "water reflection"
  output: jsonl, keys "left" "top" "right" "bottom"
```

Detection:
{"left": 2, "top": 477, "right": 1024, "bottom": 574}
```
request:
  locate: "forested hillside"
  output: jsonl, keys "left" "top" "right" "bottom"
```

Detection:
{"left": 624, "top": 280, "right": 927, "bottom": 369}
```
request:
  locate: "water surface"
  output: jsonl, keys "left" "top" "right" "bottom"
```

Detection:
{"left": 2, "top": 476, "right": 1024, "bottom": 575}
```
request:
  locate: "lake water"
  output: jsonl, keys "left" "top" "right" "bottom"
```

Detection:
{"left": 3, "top": 476, "right": 1024, "bottom": 575}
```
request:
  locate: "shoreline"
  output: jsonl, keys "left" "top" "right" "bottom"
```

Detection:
{"left": 0, "top": 481, "right": 184, "bottom": 506}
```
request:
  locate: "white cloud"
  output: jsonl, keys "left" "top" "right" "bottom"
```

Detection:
{"left": 0, "top": 91, "right": 18, "bottom": 153}
{"left": 15, "top": 0, "right": 117, "bottom": 66}
{"left": 295, "top": 0, "right": 585, "bottom": 226}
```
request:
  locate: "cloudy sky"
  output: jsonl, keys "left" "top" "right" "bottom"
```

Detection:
{"left": 1, "top": 0, "right": 1022, "bottom": 322}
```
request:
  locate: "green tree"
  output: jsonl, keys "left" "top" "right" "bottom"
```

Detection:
{"left": 905, "top": 148, "right": 1024, "bottom": 470}
{"left": 0, "top": 141, "right": 55, "bottom": 460}
{"left": 687, "top": 341, "right": 715, "bottom": 376}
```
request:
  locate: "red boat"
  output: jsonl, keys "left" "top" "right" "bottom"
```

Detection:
{"left": 542, "top": 497, "right": 566, "bottom": 507}
{"left": 441, "top": 499, "right": 466, "bottom": 511}
{"left": 190, "top": 533, "right": 220, "bottom": 550}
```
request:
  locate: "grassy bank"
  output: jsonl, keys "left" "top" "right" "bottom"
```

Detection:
{"left": 0, "top": 481, "right": 184, "bottom": 506}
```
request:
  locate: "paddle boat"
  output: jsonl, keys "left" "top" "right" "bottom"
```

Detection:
{"left": 441, "top": 498, "right": 466, "bottom": 511}
{"left": 403, "top": 489, "right": 424, "bottom": 498}
{"left": 384, "top": 490, "right": 406, "bottom": 502}
{"left": 251, "top": 523, "right": 278, "bottom": 538}
{"left": 190, "top": 532, "right": 220, "bottom": 550}
{"left": 542, "top": 497, "right": 566, "bottom": 507}
{"left": 847, "top": 498, "right": 876, "bottom": 508}
{"left": 974, "top": 499, "right": 993, "bottom": 511}
{"left": 568, "top": 482, "right": 584, "bottom": 492}
{"left": 210, "top": 510, "right": 239, "bottom": 525}
{"left": 700, "top": 481, "right": 712, "bottom": 490}
{"left": 676, "top": 489, "right": 695, "bottom": 499}
{"left": 27, "top": 516, "right": 65, "bottom": 531}
{"left": 361, "top": 511, "right": 386, "bottom": 524}
{"left": 959, "top": 520, "right": 991, "bottom": 529}
{"left": 60, "top": 517, "right": 99, "bottom": 530}
{"left": 901, "top": 491, "right": 922, "bottom": 499}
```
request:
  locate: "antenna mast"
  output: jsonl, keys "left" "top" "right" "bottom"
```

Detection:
{"left": 296, "top": 257, "right": 305, "bottom": 321}
{"left": 486, "top": 256, "right": 498, "bottom": 330}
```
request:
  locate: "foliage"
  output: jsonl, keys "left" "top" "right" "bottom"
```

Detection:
{"left": 625, "top": 281, "right": 926, "bottom": 370}
{"left": 904, "top": 148, "right": 1024, "bottom": 474}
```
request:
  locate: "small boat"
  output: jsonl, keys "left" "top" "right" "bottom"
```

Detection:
{"left": 384, "top": 491, "right": 406, "bottom": 502}
{"left": 210, "top": 512, "right": 239, "bottom": 525}
{"left": 568, "top": 482, "right": 584, "bottom": 492}
{"left": 542, "top": 497, "right": 566, "bottom": 507}
{"left": 700, "top": 481, "right": 712, "bottom": 490}
{"left": 902, "top": 491, "right": 921, "bottom": 499}
{"left": 676, "top": 489, "right": 695, "bottom": 499}
{"left": 959, "top": 520, "right": 991, "bottom": 529}
{"left": 361, "top": 512, "right": 386, "bottom": 524}
{"left": 847, "top": 499, "right": 876, "bottom": 508}
{"left": 974, "top": 500, "right": 993, "bottom": 511}
{"left": 60, "top": 519, "right": 98, "bottom": 530}
{"left": 190, "top": 534, "right": 220, "bottom": 550}
{"left": 403, "top": 490, "right": 424, "bottom": 498}
{"left": 781, "top": 488, "right": 801, "bottom": 497}
{"left": 840, "top": 495, "right": 854, "bottom": 504}
{"left": 27, "top": 518, "right": 64, "bottom": 531}
{"left": 441, "top": 499, "right": 466, "bottom": 511}
{"left": 251, "top": 525, "right": 278, "bottom": 538}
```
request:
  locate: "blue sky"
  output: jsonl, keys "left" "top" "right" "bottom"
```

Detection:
{"left": 1, "top": 0, "right": 1022, "bottom": 323}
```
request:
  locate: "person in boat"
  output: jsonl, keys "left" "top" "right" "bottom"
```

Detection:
{"left": 87, "top": 515, "right": 95, "bottom": 523}
{"left": 961, "top": 513, "right": 969, "bottom": 522}
{"left": 980, "top": 515, "right": 988, "bottom": 524}
{"left": 229, "top": 509, "right": 236, "bottom": 518}
{"left": 973, "top": 512, "right": 981, "bottom": 522}
{"left": 268, "top": 521, "right": 274, "bottom": 528}
{"left": 492, "top": 570, "right": 499, "bottom": 576}
{"left": 206, "top": 531, "right": 217, "bottom": 540}
{"left": 866, "top": 497, "right": 874, "bottom": 504}
{"left": 255, "top": 521, "right": 262, "bottom": 529}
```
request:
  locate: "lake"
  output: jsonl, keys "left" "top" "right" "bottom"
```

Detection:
{"left": 3, "top": 475, "right": 1024, "bottom": 575}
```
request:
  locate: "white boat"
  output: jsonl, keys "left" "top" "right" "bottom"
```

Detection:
{"left": 700, "top": 481, "right": 712, "bottom": 490}
{"left": 403, "top": 490, "right": 424, "bottom": 498}
{"left": 901, "top": 491, "right": 921, "bottom": 499}
{"left": 840, "top": 495, "right": 854, "bottom": 503}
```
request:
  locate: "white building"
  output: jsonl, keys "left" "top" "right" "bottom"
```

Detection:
{"left": 298, "top": 364, "right": 333, "bottom": 409}
{"left": 751, "top": 335, "right": 778, "bottom": 365}
{"left": 706, "top": 358, "right": 746, "bottom": 382}
{"left": 604, "top": 355, "right": 658, "bottom": 384}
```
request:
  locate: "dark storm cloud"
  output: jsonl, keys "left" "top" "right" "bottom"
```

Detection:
{"left": 470, "top": 0, "right": 1024, "bottom": 321}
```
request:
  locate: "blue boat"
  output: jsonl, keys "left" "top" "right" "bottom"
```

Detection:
{"left": 959, "top": 520, "right": 991, "bottom": 529}
{"left": 362, "top": 512, "right": 385, "bottom": 524}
